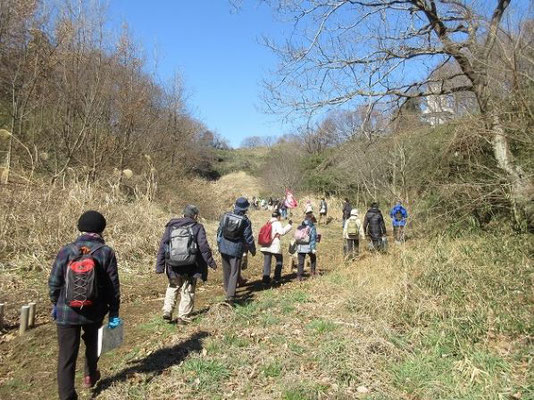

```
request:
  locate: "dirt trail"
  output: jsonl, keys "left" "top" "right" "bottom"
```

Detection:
{"left": 0, "top": 182, "right": 359, "bottom": 399}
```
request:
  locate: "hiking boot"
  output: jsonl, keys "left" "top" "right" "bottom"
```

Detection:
{"left": 83, "top": 370, "right": 101, "bottom": 388}
{"left": 176, "top": 318, "right": 190, "bottom": 326}
{"left": 237, "top": 277, "right": 248, "bottom": 287}
{"left": 162, "top": 312, "right": 172, "bottom": 322}
{"left": 262, "top": 275, "right": 271, "bottom": 285}
{"left": 224, "top": 298, "right": 235, "bottom": 307}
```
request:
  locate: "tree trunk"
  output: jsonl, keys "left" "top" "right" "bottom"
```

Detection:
{"left": 490, "top": 114, "right": 533, "bottom": 231}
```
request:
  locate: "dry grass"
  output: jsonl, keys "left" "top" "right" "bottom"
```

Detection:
{"left": 0, "top": 173, "right": 532, "bottom": 400}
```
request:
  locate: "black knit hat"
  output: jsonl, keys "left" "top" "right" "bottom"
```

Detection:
{"left": 77, "top": 210, "right": 106, "bottom": 233}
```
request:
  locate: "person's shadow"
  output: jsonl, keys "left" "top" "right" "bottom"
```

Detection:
{"left": 92, "top": 330, "right": 209, "bottom": 396}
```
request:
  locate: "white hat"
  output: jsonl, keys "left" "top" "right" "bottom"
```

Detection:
{"left": 305, "top": 205, "right": 313, "bottom": 214}
{"left": 350, "top": 208, "right": 358, "bottom": 216}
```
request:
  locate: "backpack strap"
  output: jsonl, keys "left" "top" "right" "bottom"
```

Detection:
{"left": 88, "top": 244, "right": 106, "bottom": 255}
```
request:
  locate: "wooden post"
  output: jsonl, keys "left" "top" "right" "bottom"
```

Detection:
{"left": 28, "top": 302, "right": 36, "bottom": 328}
{"left": 19, "top": 306, "right": 29, "bottom": 335}
{"left": 0, "top": 303, "right": 4, "bottom": 329}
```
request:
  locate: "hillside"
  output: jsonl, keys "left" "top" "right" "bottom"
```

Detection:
{"left": 0, "top": 171, "right": 531, "bottom": 399}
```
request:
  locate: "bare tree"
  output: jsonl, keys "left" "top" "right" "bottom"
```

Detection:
{"left": 261, "top": 0, "right": 533, "bottom": 229}
{"left": 240, "top": 135, "right": 264, "bottom": 148}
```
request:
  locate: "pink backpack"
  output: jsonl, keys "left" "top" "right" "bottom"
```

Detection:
{"left": 294, "top": 225, "right": 310, "bottom": 244}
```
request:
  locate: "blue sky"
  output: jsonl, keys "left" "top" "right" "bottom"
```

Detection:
{"left": 107, "top": 1, "right": 288, "bottom": 148}
{"left": 106, "top": 1, "right": 533, "bottom": 148}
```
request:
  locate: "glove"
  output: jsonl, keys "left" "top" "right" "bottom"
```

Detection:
{"left": 108, "top": 316, "right": 122, "bottom": 329}
{"left": 51, "top": 305, "right": 57, "bottom": 320}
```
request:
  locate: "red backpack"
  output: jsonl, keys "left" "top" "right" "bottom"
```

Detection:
{"left": 258, "top": 221, "right": 274, "bottom": 246}
{"left": 65, "top": 244, "right": 104, "bottom": 308}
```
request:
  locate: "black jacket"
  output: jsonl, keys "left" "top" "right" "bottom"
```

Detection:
{"left": 342, "top": 202, "right": 352, "bottom": 220}
{"left": 156, "top": 217, "right": 216, "bottom": 281}
{"left": 363, "top": 207, "right": 387, "bottom": 239}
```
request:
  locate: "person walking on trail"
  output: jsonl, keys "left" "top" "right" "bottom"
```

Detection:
{"left": 295, "top": 209, "right": 318, "bottom": 281}
{"left": 155, "top": 205, "right": 217, "bottom": 325}
{"left": 342, "top": 198, "right": 352, "bottom": 227}
{"left": 389, "top": 201, "right": 408, "bottom": 243}
{"left": 217, "top": 197, "right": 256, "bottom": 305}
{"left": 318, "top": 198, "right": 328, "bottom": 225}
{"left": 363, "top": 202, "right": 387, "bottom": 252}
{"left": 343, "top": 208, "right": 364, "bottom": 260}
{"left": 48, "top": 211, "right": 121, "bottom": 400}
{"left": 280, "top": 201, "right": 288, "bottom": 220}
{"left": 259, "top": 211, "right": 293, "bottom": 284}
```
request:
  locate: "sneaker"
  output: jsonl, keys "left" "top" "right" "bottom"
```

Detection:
{"left": 162, "top": 312, "right": 172, "bottom": 321}
{"left": 83, "top": 370, "right": 101, "bottom": 388}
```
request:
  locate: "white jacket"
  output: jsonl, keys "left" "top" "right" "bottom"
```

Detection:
{"left": 260, "top": 218, "right": 292, "bottom": 254}
{"left": 343, "top": 215, "right": 364, "bottom": 239}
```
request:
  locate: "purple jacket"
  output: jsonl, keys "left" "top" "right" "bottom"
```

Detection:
{"left": 156, "top": 217, "right": 216, "bottom": 281}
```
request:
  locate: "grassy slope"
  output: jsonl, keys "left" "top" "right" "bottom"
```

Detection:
{"left": 1, "top": 198, "right": 532, "bottom": 399}
{"left": 214, "top": 147, "right": 271, "bottom": 177}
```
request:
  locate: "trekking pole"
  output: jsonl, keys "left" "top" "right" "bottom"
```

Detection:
{"left": 28, "top": 302, "right": 36, "bottom": 328}
{"left": 0, "top": 303, "right": 4, "bottom": 329}
{"left": 19, "top": 305, "right": 29, "bottom": 335}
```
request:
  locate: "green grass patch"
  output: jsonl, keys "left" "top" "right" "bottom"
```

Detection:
{"left": 222, "top": 333, "right": 250, "bottom": 348}
{"left": 261, "top": 361, "right": 283, "bottom": 378}
{"left": 306, "top": 319, "right": 337, "bottom": 334}
{"left": 182, "top": 358, "right": 230, "bottom": 390}
{"left": 282, "top": 381, "right": 329, "bottom": 400}
{"left": 286, "top": 290, "right": 311, "bottom": 304}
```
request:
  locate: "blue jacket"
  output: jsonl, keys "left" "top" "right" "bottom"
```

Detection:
{"left": 390, "top": 204, "right": 408, "bottom": 227}
{"left": 216, "top": 209, "right": 256, "bottom": 258}
{"left": 296, "top": 219, "right": 317, "bottom": 254}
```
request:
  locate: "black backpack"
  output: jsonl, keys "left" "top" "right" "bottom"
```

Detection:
{"left": 65, "top": 244, "right": 104, "bottom": 308}
{"left": 221, "top": 213, "right": 246, "bottom": 241}
{"left": 166, "top": 225, "right": 198, "bottom": 267}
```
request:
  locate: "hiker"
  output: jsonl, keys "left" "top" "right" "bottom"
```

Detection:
{"left": 363, "top": 202, "right": 387, "bottom": 252}
{"left": 155, "top": 205, "right": 217, "bottom": 325}
{"left": 295, "top": 209, "right": 318, "bottom": 280}
{"left": 343, "top": 208, "right": 364, "bottom": 260}
{"left": 342, "top": 198, "right": 352, "bottom": 227}
{"left": 280, "top": 201, "right": 288, "bottom": 219}
{"left": 389, "top": 201, "right": 408, "bottom": 243}
{"left": 217, "top": 197, "right": 256, "bottom": 304}
{"left": 318, "top": 198, "right": 328, "bottom": 225}
{"left": 259, "top": 211, "right": 293, "bottom": 284}
{"left": 48, "top": 211, "right": 121, "bottom": 400}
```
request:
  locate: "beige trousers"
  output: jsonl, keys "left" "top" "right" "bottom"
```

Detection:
{"left": 162, "top": 276, "right": 196, "bottom": 319}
